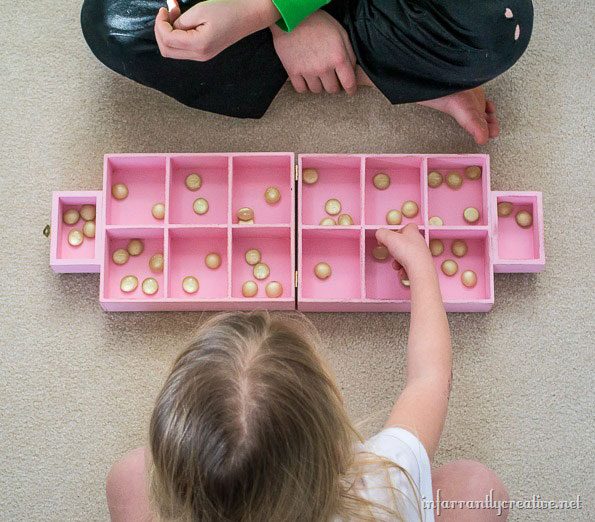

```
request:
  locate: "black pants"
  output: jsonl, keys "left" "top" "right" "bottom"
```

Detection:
{"left": 81, "top": 0, "right": 533, "bottom": 119}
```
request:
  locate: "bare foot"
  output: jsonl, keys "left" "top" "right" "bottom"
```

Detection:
{"left": 418, "top": 87, "right": 500, "bottom": 145}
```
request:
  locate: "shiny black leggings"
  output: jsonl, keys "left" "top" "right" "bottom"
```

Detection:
{"left": 81, "top": 0, "right": 533, "bottom": 118}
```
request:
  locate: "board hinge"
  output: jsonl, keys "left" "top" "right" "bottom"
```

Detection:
{"left": 294, "top": 164, "right": 299, "bottom": 181}
{"left": 294, "top": 270, "right": 298, "bottom": 288}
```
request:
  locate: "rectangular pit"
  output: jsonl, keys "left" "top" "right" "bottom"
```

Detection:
{"left": 300, "top": 228, "right": 362, "bottom": 300}
{"left": 169, "top": 155, "right": 229, "bottom": 225}
{"left": 428, "top": 229, "right": 493, "bottom": 304}
{"left": 50, "top": 191, "right": 103, "bottom": 273}
{"left": 364, "top": 228, "right": 426, "bottom": 301}
{"left": 493, "top": 193, "right": 544, "bottom": 272}
{"left": 167, "top": 227, "right": 228, "bottom": 299}
{"left": 364, "top": 156, "right": 424, "bottom": 226}
{"left": 101, "top": 228, "right": 166, "bottom": 300}
{"left": 426, "top": 156, "right": 489, "bottom": 227}
{"left": 231, "top": 154, "right": 293, "bottom": 225}
{"left": 300, "top": 155, "right": 362, "bottom": 226}
{"left": 231, "top": 227, "right": 294, "bottom": 301}
{"left": 104, "top": 155, "right": 167, "bottom": 226}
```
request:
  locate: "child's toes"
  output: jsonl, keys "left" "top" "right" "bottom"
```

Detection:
{"left": 486, "top": 112, "right": 500, "bottom": 138}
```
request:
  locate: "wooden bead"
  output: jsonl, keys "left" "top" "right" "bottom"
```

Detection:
{"left": 253, "top": 262, "right": 270, "bottom": 280}
{"left": 428, "top": 171, "right": 443, "bottom": 188}
{"left": 464, "top": 166, "right": 482, "bottom": 180}
{"left": 237, "top": 207, "right": 254, "bottom": 221}
{"left": 62, "top": 209, "right": 80, "bottom": 225}
{"left": 142, "top": 277, "right": 159, "bottom": 296}
{"left": 185, "top": 173, "right": 202, "bottom": 191}
{"left": 112, "top": 248, "right": 129, "bottom": 265}
{"left": 205, "top": 253, "right": 222, "bottom": 269}
{"left": 152, "top": 203, "right": 165, "bottom": 220}
{"left": 372, "top": 245, "right": 389, "bottom": 261}
{"left": 79, "top": 204, "right": 96, "bottom": 221}
{"left": 111, "top": 183, "right": 128, "bottom": 200}
{"left": 325, "top": 199, "right": 341, "bottom": 215}
{"left": 463, "top": 207, "right": 480, "bottom": 224}
{"left": 445, "top": 172, "right": 463, "bottom": 190}
{"left": 82, "top": 221, "right": 96, "bottom": 238}
{"left": 461, "top": 270, "right": 477, "bottom": 288}
{"left": 242, "top": 280, "right": 258, "bottom": 297}
{"left": 149, "top": 253, "right": 164, "bottom": 272}
{"left": 441, "top": 259, "right": 458, "bottom": 277}
{"left": 127, "top": 239, "right": 144, "bottom": 256}
{"left": 265, "top": 281, "right": 283, "bottom": 298}
{"left": 400, "top": 275, "right": 411, "bottom": 287}
{"left": 373, "top": 173, "right": 391, "bottom": 190}
{"left": 302, "top": 168, "right": 319, "bottom": 185}
{"left": 429, "top": 239, "right": 444, "bottom": 257}
{"left": 429, "top": 216, "right": 443, "bottom": 226}
{"left": 245, "top": 249, "right": 261, "bottom": 266}
{"left": 401, "top": 200, "right": 419, "bottom": 218}
{"left": 238, "top": 219, "right": 254, "bottom": 225}
{"left": 193, "top": 198, "right": 209, "bottom": 215}
{"left": 386, "top": 209, "right": 402, "bottom": 225}
{"left": 264, "top": 186, "right": 281, "bottom": 205}
{"left": 182, "top": 276, "right": 199, "bottom": 294}
{"left": 515, "top": 210, "right": 533, "bottom": 228}
{"left": 314, "top": 262, "right": 331, "bottom": 280}
{"left": 120, "top": 275, "right": 138, "bottom": 293}
{"left": 320, "top": 217, "right": 336, "bottom": 226}
{"left": 451, "top": 240, "right": 468, "bottom": 258}
{"left": 337, "top": 214, "right": 353, "bottom": 225}
{"left": 67, "top": 229, "right": 84, "bottom": 247}
{"left": 497, "top": 202, "right": 514, "bottom": 217}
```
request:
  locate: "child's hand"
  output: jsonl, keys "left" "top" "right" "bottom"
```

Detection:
{"left": 155, "top": 0, "right": 279, "bottom": 62}
{"left": 376, "top": 225, "right": 434, "bottom": 276}
{"left": 271, "top": 11, "right": 357, "bottom": 95}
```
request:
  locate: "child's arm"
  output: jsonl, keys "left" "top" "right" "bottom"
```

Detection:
{"left": 376, "top": 226, "right": 452, "bottom": 461}
{"left": 155, "top": 0, "right": 281, "bottom": 62}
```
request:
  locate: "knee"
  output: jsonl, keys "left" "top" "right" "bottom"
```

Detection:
{"left": 80, "top": 0, "right": 156, "bottom": 69}
{"left": 443, "top": 459, "right": 509, "bottom": 502}
{"left": 106, "top": 447, "right": 148, "bottom": 512}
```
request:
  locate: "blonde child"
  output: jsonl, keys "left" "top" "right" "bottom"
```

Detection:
{"left": 106, "top": 225, "right": 508, "bottom": 521}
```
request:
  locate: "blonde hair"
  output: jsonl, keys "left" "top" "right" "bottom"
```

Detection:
{"left": 149, "top": 312, "right": 421, "bottom": 521}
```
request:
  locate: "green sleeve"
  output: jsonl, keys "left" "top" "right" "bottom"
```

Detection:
{"left": 272, "top": 0, "right": 330, "bottom": 32}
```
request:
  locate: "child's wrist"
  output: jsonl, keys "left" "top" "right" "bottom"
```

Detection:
{"left": 244, "top": 0, "right": 280, "bottom": 32}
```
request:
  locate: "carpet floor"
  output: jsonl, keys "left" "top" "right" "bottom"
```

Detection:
{"left": 1, "top": 1, "right": 593, "bottom": 520}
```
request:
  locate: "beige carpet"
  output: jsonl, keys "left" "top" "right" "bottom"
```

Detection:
{"left": 1, "top": 1, "right": 593, "bottom": 520}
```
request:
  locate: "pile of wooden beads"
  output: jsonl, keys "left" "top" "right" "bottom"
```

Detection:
{"left": 318, "top": 198, "right": 354, "bottom": 226}
{"left": 242, "top": 248, "right": 283, "bottom": 297}
{"left": 63, "top": 204, "right": 97, "bottom": 247}
{"left": 182, "top": 251, "right": 223, "bottom": 295}
{"left": 112, "top": 182, "right": 166, "bottom": 221}
{"left": 235, "top": 186, "right": 282, "bottom": 224}
{"left": 429, "top": 238, "right": 478, "bottom": 288}
{"left": 427, "top": 166, "right": 482, "bottom": 225}
{"left": 183, "top": 173, "right": 209, "bottom": 217}
{"left": 112, "top": 238, "right": 163, "bottom": 295}
{"left": 372, "top": 172, "right": 420, "bottom": 224}
{"left": 497, "top": 202, "right": 533, "bottom": 228}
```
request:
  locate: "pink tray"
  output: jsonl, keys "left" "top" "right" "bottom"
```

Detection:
{"left": 50, "top": 153, "right": 544, "bottom": 312}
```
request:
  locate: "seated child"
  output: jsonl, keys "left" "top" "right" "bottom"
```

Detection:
{"left": 106, "top": 225, "right": 508, "bottom": 521}
{"left": 81, "top": 0, "right": 533, "bottom": 143}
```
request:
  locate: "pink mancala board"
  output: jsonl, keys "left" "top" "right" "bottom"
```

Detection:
{"left": 50, "top": 153, "right": 544, "bottom": 312}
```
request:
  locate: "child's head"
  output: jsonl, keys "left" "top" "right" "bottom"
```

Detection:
{"left": 149, "top": 311, "right": 413, "bottom": 521}
{"left": 149, "top": 311, "right": 356, "bottom": 521}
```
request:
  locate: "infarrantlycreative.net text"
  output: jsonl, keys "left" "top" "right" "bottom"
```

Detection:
{"left": 422, "top": 490, "right": 584, "bottom": 517}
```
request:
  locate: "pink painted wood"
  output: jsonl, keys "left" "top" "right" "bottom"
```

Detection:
{"left": 49, "top": 153, "right": 544, "bottom": 312}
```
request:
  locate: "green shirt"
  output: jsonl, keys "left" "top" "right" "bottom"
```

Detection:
{"left": 273, "top": 0, "right": 330, "bottom": 31}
